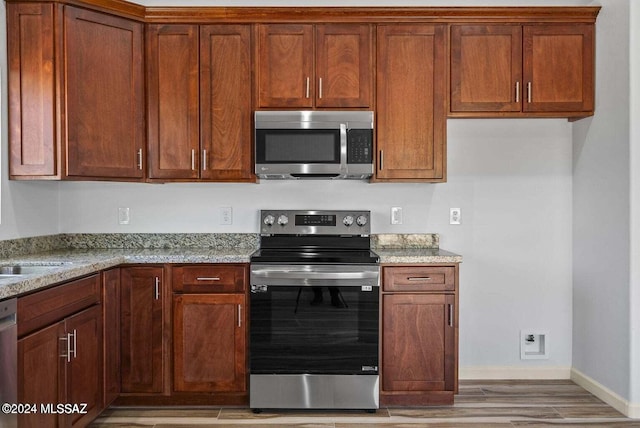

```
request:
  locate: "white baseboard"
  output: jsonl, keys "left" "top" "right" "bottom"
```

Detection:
{"left": 459, "top": 366, "right": 571, "bottom": 380}
{"left": 571, "top": 367, "right": 640, "bottom": 419}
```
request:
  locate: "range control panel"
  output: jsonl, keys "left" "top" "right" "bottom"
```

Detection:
{"left": 260, "top": 210, "right": 371, "bottom": 236}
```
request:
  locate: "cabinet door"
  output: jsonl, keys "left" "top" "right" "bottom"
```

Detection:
{"left": 315, "top": 24, "right": 372, "bottom": 108}
{"left": 200, "top": 25, "right": 254, "bottom": 181}
{"left": 523, "top": 24, "right": 594, "bottom": 113}
{"left": 147, "top": 24, "right": 200, "bottom": 180}
{"left": 102, "top": 268, "right": 121, "bottom": 407}
{"left": 18, "top": 321, "right": 65, "bottom": 428}
{"left": 382, "top": 294, "right": 455, "bottom": 393}
{"left": 257, "top": 24, "right": 314, "bottom": 108}
{"left": 7, "top": 3, "right": 58, "bottom": 178}
{"left": 173, "top": 294, "right": 246, "bottom": 392}
{"left": 66, "top": 305, "right": 103, "bottom": 428}
{"left": 64, "top": 6, "right": 145, "bottom": 179}
{"left": 376, "top": 25, "right": 446, "bottom": 181}
{"left": 121, "top": 267, "right": 165, "bottom": 393}
{"left": 450, "top": 25, "right": 522, "bottom": 113}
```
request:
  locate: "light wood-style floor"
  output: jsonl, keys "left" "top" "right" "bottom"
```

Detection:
{"left": 90, "top": 380, "right": 640, "bottom": 427}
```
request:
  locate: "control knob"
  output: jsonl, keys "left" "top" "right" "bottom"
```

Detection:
{"left": 356, "top": 215, "right": 368, "bottom": 227}
{"left": 343, "top": 215, "right": 354, "bottom": 227}
{"left": 263, "top": 215, "right": 275, "bottom": 226}
{"left": 277, "top": 214, "right": 289, "bottom": 226}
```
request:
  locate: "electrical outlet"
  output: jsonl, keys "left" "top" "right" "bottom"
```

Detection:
{"left": 220, "top": 207, "right": 233, "bottom": 225}
{"left": 391, "top": 207, "right": 403, "bottom": 225}
{"left": 450, "top": 208, "right": 461, "bottom": 225}
{"left": 118, "top": 207, "right": 130, "bottom": 225}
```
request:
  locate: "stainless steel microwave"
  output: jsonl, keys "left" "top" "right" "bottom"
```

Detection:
{"left": 254, "top": 111, "right": 374, "bottom": 180}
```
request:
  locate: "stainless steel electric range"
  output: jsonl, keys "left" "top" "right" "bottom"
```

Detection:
{"left": 249, "top": 210, "right": 380, "bottom": 411}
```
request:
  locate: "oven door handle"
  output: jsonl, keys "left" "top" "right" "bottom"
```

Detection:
{"left": 251, "top": 269, "right": 379, "bottom": 281}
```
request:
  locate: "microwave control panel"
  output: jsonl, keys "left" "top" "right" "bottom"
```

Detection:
{"left": 347, "top": 129, "right": 373, "bottom": 164}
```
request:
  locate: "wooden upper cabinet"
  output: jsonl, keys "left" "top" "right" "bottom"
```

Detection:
{"left": 200, "top": 25, "right": 254, "bottom": 181}
{"left": 376, "top": 24, "right": 446, "bottom": 182}
{"left": 147, "top": 24, "right": 200, "bottom": 180}
{"left": 450, "top": 25, "right": 522, "bottom": 113}
{"left": 523, "top": 24, "right": 594, "bottom": 114}
{"left": 450, "top": 23, "right": 595, "bottom": 117}
{"left": 7, "top": 3, "right": 57, "bottom": 178}
{"left": 7, "top": 3, "right": 145, "bottom": 180}
{"left": 64, "top": 6, "right": 145, "bottom": 179}
{"left": 147, "top": 24, "right": 253, "bottom": 182}
{"left": 256, "top": 24, "right": 372, "bottom": 109}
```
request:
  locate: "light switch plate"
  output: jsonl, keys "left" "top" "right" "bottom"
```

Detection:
{"left": 391, "top": 207, "right": 403, "bottom": 225}
{"left": 118, "top": 207, "right": 130, "bottom": 225}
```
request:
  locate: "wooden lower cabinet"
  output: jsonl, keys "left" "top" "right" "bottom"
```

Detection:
{"left": 380, "top": 265, "right": 459, "bottom": 406}
{"left": 171, "top": 264, "right": 248, "bottom": 404}
{"left": 18, "top": 302, "right": 103, "bottom": 428}
{"left": 120, "top": 266, "right": 167, "bottom": 395}
{"left": 173, "top": 294, "right": 246, "bottom": 393}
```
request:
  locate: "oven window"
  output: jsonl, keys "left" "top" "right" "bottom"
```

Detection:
{"left": 256, "top": 129, "right": 340, "bottom": 163}
{"left": 250, "top": 285, "right": 379, "bottom": 375}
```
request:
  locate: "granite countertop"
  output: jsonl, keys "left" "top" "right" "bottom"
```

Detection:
{"left": 0, "top": 248, "right": 255, "bottom": 300}
{"left": 0, "top": 233, "right": 462, "bottom": 300}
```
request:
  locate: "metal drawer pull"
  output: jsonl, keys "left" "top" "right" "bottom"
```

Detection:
{"left": 306, "top": 77, "right": 310, "bottom": 98}
{"left": 60, "top": 336, "right": 70, "bottom": 361}
{"left": 202, "top": 149, "right": 208, "bottom": 171}
{"left": 191, "top": 149, "right": 196, "bottom": 171}
{"left": 407, "top": 277, "right": 431, "bottom": 281}
{"left": 527, "top": 82, "right": 532, "bottom": 103}
{"left": 196, "top": 277, "right": 221, "bottom": 281}
{"left": 515, "top": 81, "right": 520, "bottom": 103}
{"left": 448, "top": 304, "right": 454, "bottom": 327}
{"left": 238, "top": 305, "right": 242, "bottom": 327}
{"left": 319, "top": 78, "right": 323, "bottom": 99}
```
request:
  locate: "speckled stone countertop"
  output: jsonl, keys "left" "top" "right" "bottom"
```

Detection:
{"left": 0, "top": 233, "right": 461, "bottom": 300}
{"left": 0, "top": 248, "right": 255, "bottom": 300}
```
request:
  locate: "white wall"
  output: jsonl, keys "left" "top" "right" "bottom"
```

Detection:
{"left": 0, "top": 1, "right": 60, "bottom": 240}
{"left": 572, "top": 0, "right": 632, "bottom": 404}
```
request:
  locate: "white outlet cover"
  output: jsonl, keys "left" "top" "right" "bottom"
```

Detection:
{"left": 391, "top": 207, "right": 403, "bottom": 225}
{"left": 118, "top": 207, "right": 130, "bottom": 225}
{"left": 450, "top": 208, "right": 461, "bottom": 225}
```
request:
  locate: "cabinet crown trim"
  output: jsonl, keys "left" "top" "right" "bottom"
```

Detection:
{"left": 5, "top": 1, "right": 600, "bottom": 23}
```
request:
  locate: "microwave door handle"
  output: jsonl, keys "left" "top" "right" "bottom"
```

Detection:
{"left": 339, "top": 123, "right": 348, "bottom": 177}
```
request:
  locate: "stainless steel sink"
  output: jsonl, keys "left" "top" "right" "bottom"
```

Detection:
{"left": 0, "top": 263, "right": 70, "bottom": 277}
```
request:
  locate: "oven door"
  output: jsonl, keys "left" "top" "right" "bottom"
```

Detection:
{"left": 249, "top": 264, "right": 379, "bottom": 375}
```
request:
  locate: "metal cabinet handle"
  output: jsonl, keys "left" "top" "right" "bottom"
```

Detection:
{"left": 306, "top": 77, "right": 310, "bottom": 98}
{"left": 515, "top": 81, "right": 520, "bottom": 103}
{"left": 448, "top": 304, "right": 454, "bottom": 327}
{"left": 379, "top": 150, "right": 384, "bottom": 170}
{"left": 319, "top": 78, "right": 323, "bottom": 99}
{"left": 238, "top": 305, "right": 242, "bottom": 327}
{"left": 137, "top": 149, "right": 143, "bottom": 170}
{"left": 527, "top": 82, "right": 532, "bottom": 103}
{"left": 202, "top": 149, "right": 208, "bottom": 171}
{"left": 407, "top": 277, "right": 432, "bottom": 281}
{"left": 196, "top": 277, "right": 221, "bottom": 281}
{"left": 154, "top": 277, "right": 160, "bottom": 300}
{"left": 70, "top": 329, "right": 77, "bottom": 360}
{"left": 191, "top": 149, "right": 196, "bottom": 171}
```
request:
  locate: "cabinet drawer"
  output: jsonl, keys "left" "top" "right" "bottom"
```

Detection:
{"left": 172, "top": 264, "right": 247, "bottom": 293}
{"left": 18, "top": 274, "right": 101, "bottom": 337}
{"left": 383, "top": 266, "right": 455, "bottom": 292}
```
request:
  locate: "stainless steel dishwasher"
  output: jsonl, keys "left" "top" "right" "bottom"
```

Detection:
{"left": 0, "top": 298, "right": 17, "bottom": 428}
